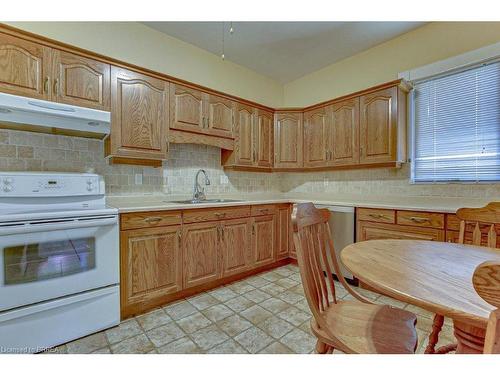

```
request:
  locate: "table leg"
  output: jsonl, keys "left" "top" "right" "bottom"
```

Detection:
{"left": 453, "top": 321, "right": 486, "bottom": 354}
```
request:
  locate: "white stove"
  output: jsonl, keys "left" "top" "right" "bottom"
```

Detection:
{"left": 0, "top": 172, "right": 119, "bottom": 354}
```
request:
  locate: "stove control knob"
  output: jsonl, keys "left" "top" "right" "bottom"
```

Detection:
{"left": 87, "top": 184, "right": 94, "bottom": 191}
{"left": 4, "top": 177, "right": 13, "bottom": 184}
{"left": 3, "top": 185, "right": 12, "bottom": 192}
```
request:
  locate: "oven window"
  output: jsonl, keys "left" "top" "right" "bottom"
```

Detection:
{"left": 4, "top": 238, "right": 96, "bottom": 285}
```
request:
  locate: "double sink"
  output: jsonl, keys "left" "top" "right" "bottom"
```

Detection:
{"left": 165, "top": 198, "right": 243, "bottom": 205}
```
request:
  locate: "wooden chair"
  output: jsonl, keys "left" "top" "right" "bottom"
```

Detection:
{"left": 291, "top": 202, "right": 418, "bottom": 354}
{"left": 425, "top": 202, "right": 500, "bottom": 354}
{"left": 472, "top": 260, "right": 500, "bottom": 354}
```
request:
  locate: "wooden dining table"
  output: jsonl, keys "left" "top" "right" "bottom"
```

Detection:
{"left": 340, "top": 239, "right": 500, "bottom": 354}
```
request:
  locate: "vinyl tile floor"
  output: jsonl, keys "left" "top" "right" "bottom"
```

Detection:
{"left": 45, "top": 264, "right": 455, "bottom": 354}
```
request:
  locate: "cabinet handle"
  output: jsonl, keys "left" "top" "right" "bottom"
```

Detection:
{"left": 252, "top": 223, "right": 255, "bottom": 236}
{"left": 145, "top": 217, "right": 162, "bottom": 224}
{"left": 215, "top": 212, "right": 226, "bottom": 218}
{"left": 166, "top": 141, "right": 169, "bottom": 153}
{"left": 409, "top": 216, "right": 430, "bottom": 223}
{"left": 43, "top": 77, "right": 50, "bottom": 93}
{"left": 259, "top": 208, "right": 269, "bottom": 214}
{"left": 369, "top": 213, "right": 390, "bottom": 220}
{"left": 177, "top": 230, "right": 182, "bottom": 246}
{"left": 325, "top": 150, "right": 328, "bottom": 160}
{"left": 53, "top": 79, "right": 59, "bottom": 96}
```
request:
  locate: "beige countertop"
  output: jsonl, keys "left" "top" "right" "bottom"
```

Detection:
{"left": 107, "top": 193, "right": 495, "bottom": 214}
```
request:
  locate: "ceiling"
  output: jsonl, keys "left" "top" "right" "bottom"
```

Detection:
{"left": 143, "top": 22, "right": 425, "bottom": 83}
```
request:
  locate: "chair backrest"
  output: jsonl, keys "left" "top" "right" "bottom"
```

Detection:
{"left": 456, "top": 202, "right": 500, "bottom": 248}
{"left": 291, "top": 203, "right": 370, "bottom": 327}
{"left": 472, "top": 261, "right": 500, "bottom": 354}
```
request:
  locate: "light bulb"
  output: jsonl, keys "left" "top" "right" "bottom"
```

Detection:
{"left": 221, "top": 53, "right": 225, "bottom": 60}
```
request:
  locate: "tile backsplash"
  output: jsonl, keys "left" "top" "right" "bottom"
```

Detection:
{"left": 0, "top": 129, "right": 280, "bottom": 196}
{"left": 1, "top": 128, "right": 499, "bottom": 199}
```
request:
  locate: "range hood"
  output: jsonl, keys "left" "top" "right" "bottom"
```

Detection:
{"left": 0, "top": 92, "right": 110, "bottom": 139}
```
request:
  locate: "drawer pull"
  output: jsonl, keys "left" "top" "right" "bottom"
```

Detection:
{"left": 369, "top": 213, "right": 390, "bottom": 220}
{"left": 215, "top": 213, "right": 226, "bottom": 218}
{"left": 145, "top": 217, "right": 163, "bottom": 223}
{"left": 409, "top": 217, "right": 430, "bottom": 223}
{"left": 259, "top": 209, "right": 269, "bottom": 214}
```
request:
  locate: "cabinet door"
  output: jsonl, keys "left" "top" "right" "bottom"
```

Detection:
{"left": 255, "top": 110, "right": 274, "bottom": 168}
{"left": 234, "top": 104, "right": 255, "bottom": 166}
{"left": 183, "top": 222, "right": 221, "bottom": 288}
{"left": 329, "top": 98, "right": 359, "bottom": 166}
{"left": 274, "top": 112, "right": 303, "bottom": 169}
{"left": 0, "top": 33, "right": 49, "bottom": 100}
{"left": 206, "top": 94, "right": 234, "bottom": 138}
{"left": 277, "top": 205, "right": 291, "bottom": 260}
{"left": 252, "top": 214, "right": 276, "bottom": 267}
{"left": 110, "top": 67, "right": 169, "bottom": 160}
{"left": 170, "top": 84, "right": 204, "bottom": 133}
{"left": 356, "top": 221, "right": 444, "bottom": 242}
{"left": 120, "top": 225, "right": 183, "bottom": 309}
{"left": 52, "top": 50, "right": 110, "bottom": 110}
{"left": 303, "top": 107, "right": 329, "bottom": 168}
{"left": 359, "top": 87, "right": 397, "bottom": 164}
{"left": 221, "top": 218, "right": 252, "bottom": 277}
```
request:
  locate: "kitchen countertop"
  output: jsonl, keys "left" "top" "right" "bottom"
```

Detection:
{"left": 107, "top": 193, "right": 496, "bottom": 214}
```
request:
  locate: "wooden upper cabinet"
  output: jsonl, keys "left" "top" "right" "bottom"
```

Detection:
{"left": 329, "top": 98, "right": 360, "bottom": 166}
{"left": 359, "top": 86, "right": 399, "bottom": 164}
{"left": 120, "top": 225, "right": 183, "bottom": 310}
{"left": 170, "top": 84, "right": 204, "bottom": 133}
{"left": 234, "top": 104, "right": 255, "bottom": 166}
{"left": 255, "top": 110, "right": 274, "bottom": 168}
{"left": 274, "top": 112, "right": 303, "bottom": 169}
{"left": 183, "top": 222, "right": 221, "bottom": 289}
{"left": 109, "top": 67, "right": 169, "bottom": 160}
{"left": 303, "top": 106, "right": 330, "bottom": 168}
{"left": 51, "top": 50, "right": 110, "bottom": 110}
{"left": 206, "top": 94, "right": 234, "bottom": 138}
{"left": 221, "top": 218, "right": 252, "bottom": 277}
{"left": 252, "top": 214, "right": 276, "bottom": 267}
{"left": 0, "top": 33, "right": 49, "bottom": 100}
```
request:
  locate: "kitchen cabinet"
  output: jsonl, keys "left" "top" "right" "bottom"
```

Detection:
{"left": 170, "top": 83, "right": 234, "bottom": 139}
{"left": 183, "top": 221, "right": 221, "bottom": 288}
{"left": 357, "top": 221, "right": 445, "bottom": 242}
{"left": 223, "top": 104, "right": 273, "bottom": 170}
{"left": 51, "top": 50, "right": 110, "bottom": 110}
{"left": 255, "top": 109, "right": 274, "bottom": 168}
{"left": 329, "top": 97, "right": 360, "bottom": 166}
{"left": 359, "top": 86, "right": 405, "bottom": 164}
{"left": 303, "top": 106, "right": 330, "bottom": 168}
{"left": 277, "top": 204, "right": 292, "bottom": 260}
{"left": 252, "top": 214, "right": 277, "bottom": 267}
{"left": 221, "top": 218, "right": 252, "bottom": 277}
{"left": 274, "top": 112, "right": 303, "bottom": 169}
{"left": 0, "top": 33, "right": 50, "bottom": 100}
{"left": 107, "top": 66, "right": 169, "bottom": 162}
{"left": 120, "top": 225, "right": 183, "bottom": 316}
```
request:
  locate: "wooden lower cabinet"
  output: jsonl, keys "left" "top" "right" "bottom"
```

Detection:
{"left": 277, "top": 204, "right": 292, "bottom": 260}
{"left": 120, "top": 225, "right": 183, "bottom": 315}
{"left": 221, "top": 218, "right": 252, "bottom": 277}
{"left": 182, "top": 222, "right": 221, "bottom": 289}
{"left": 252, "top": 214, "right": 277, "bottom": 267}
{"left": 357, "top": 221, "right": 445, "bottom": 242}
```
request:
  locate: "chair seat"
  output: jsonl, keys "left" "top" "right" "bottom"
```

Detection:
{"left": 311, "top": 300, "right": 418, "bottom": 354}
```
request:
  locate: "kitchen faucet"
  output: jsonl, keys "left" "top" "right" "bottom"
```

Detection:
{"left": 192, "top": 169, "right": 211, "bottom": 202}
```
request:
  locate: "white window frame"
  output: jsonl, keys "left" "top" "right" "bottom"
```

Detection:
{"left": 399, "top": 41, "right": 500, "bottom": 184}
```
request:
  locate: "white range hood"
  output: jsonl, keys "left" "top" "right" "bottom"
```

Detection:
{"left": 0, "top": 92, "right": 110, "bottom": 139}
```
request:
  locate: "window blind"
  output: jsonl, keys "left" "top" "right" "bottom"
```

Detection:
{"left": 412, "top": 61, "right": 500, "bottom": 183}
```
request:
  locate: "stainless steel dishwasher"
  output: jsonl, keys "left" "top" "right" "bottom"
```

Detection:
{"left": 315, "top": 204, "right": 356, "bottom": 284}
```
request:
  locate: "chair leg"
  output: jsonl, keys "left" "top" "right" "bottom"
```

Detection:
{"left": 424, "top": 314, "right": 445, "bottom": 354}
{"left": 315, "top": 339, "right": 329, "bottom": 354}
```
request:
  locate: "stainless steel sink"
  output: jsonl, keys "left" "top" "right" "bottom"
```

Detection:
{"left": 165, "top": 198, "right": 242, "bottom": 204}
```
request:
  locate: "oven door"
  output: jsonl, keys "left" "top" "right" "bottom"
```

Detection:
{"left": 0, "top": 215, "right": 118, "bottom": 311}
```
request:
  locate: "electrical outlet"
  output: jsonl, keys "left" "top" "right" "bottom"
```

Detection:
{"left": 135, "top": 173, "right": 143, "bottom": 185}
{"left": 220, "top": 175, "right": 229, "bottom": 184}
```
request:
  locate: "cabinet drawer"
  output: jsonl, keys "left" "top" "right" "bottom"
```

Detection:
{"left": 397, "top": 210, "right": 445, "bottom": 229}
{"left": 357, "top": 221, "right": 444, "bottom": 242}
{"left": 251, "top": 204, "right": 277, "bottom": 217}
{"left": 183, "top": 206, "right": 250, "bottom": 224}
{"left": 121, "top": 211, "right": 182, "bottom": 230}
{"left": 357, "top": 208, "right": 395, "bottom": 224}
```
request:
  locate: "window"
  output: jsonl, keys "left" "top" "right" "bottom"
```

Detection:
{"left": 412, "top": 61, "right": 500, "bottom": 183}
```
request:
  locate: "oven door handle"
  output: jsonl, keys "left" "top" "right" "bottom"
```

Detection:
{"left": 0, "top": 216, "right": 117, "bottom": 236}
